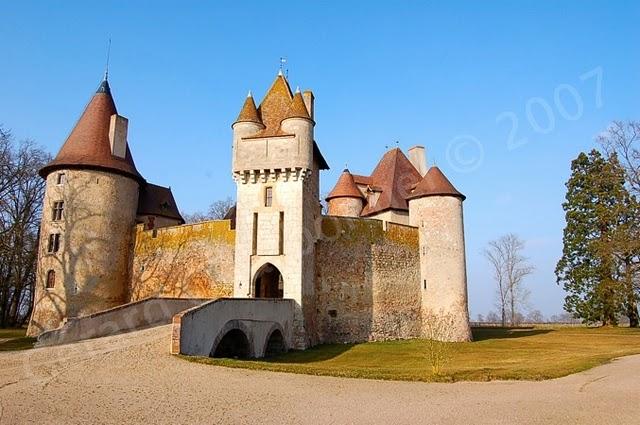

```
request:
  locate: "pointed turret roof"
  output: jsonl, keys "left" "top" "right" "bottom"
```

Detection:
{"left": 39, "top": 77, "right": 143, "bottom": 182}
{"left": 326, "top": 169, "right": 364, "bottom": 200}
{"left": 233, "top": 92, "right": 263, "bottom": 126}
{"left": 286, "top": 89, "right": 311, "bottom": 120}
{"left": 255, "top": 73, "right": 294, "bottom": 137}
{"left": 406, "top": 166, "right": 465, "bottom": 201}
{"left": 360, "top": 148, "right": 423, "bottom": 216}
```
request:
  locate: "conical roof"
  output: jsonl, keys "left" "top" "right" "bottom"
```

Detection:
{"left": 233, "top": 92, "right": 262, "bottom": 125}
{"left": 285, "top": 90, "right": 311, "bottom": 120}
{"left": 406, "top": 166, "right": 465, "bottom": 200}
{"left": 39, "top": 78, "right": 143, "bottom": 182}
{"left": 326, "top": 169, "right": 364, "bottom": 200}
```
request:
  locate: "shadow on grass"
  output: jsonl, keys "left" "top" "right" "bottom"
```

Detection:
{"left": 0, "top": 337, "right": 36, "bottom": 352}
{"left": 262, "top": 343, "right": 355, "bottom": 364}
{"left": 472, "top": 327, "right": 553, "bottom": 342}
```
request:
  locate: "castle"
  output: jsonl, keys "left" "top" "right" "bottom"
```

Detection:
{"left": 27, "top": 71, "right": 472, "bottom": 353}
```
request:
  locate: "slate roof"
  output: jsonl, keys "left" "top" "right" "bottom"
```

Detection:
{"left": 136, "top": 183, "right": 184, "bottom": 222}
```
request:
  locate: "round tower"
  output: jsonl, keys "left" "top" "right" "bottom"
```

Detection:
{"left": 27, "top": 77, "right": 143, "bottom": 336}
{"left": 407, "top": 166, "right": 472, "bottom": 342}
{"left": 326, "top": 169, "right": 364, "bottom": 217}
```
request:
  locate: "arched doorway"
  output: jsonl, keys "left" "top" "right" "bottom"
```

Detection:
{"left": 253, "top": 263, "right": 283, "bottom": 298}
{"left": 211, "top": 329, "right": 250, "bottom": 359}
{"left": 264, "top": 329, "right": 286, "bottom": 357}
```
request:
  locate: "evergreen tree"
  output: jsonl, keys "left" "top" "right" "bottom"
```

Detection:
{"left": 556, "top": 150, "right": 640, "bottom": 326}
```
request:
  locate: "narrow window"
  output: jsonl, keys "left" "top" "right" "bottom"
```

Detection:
{"left": 423, "top": 279, "right": 427, "bottom": 290}
{"left": 252, "top": 213, "right": 258, "bottom": 255}
{"left": 56, "top": 173, "right": 66, "bottom": 185}
{"left": 264, "top": 187, "right": 273, "bottom": 207}
{"left": 46, "top": 270, "right": 55, "bottom": 289}
{"left": 47, "top": 233, "right": 60, "bottom": 253}
{"left": 52, "top": 201, "right": 64, "bottom": 221}
{"left": 279, "top": 211, "right": 284, "bottom": 254}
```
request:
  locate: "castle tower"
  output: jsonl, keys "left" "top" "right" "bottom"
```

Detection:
{"left": 232, "top": 73, "right": 329, "bottom": 349}
{"left": 326, "top": 169, "right": 364, "bottom": 217}
{"left": 27, "top": 77, "right": 143, "bottom": 336}
{"left": 407, "top": 166, "right": 472, "bottom": 342}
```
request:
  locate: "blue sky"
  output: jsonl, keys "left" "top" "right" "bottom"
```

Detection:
{"left": 2, "top": 1, "right": 639, "bottom": 317}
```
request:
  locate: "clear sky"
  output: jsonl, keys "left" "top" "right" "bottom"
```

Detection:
{"left": 1, "top": 1, "right": 639, "bottom": 318}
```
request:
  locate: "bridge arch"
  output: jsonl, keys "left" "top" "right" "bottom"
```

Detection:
{"left": 263, "top": 325, "right": 287, "bottom": 357}
{"left": 209, "top": 320, "right": 254, "bottom": 359}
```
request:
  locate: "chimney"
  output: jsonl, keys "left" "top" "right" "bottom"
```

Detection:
{"left": 302, "top": 90, "right": 314, "bottom": 120}
{"left": 408, "top": 145, "right": 427, "bottom": 176}
{"left": 109, "top": 114, "right": 128, "bottom": 159}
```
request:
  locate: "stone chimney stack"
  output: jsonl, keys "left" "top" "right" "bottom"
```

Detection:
{"left": 109, "top": 114, "right": 128, "bottom": 159}
{"left": 408, "top": 145, "right": 427, "bottom": 176}
{"left": 302, "top": 90, "right": 314, "bottom": 120}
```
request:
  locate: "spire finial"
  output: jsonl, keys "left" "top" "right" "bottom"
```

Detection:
{"left": 104, "top": 38, "right": 111, "bottom": 81}
{"left": 247, "top": 90, "right": 252, "bottom": 98}
{"left": 279, "top": 56, "right": 287, "bottom": 74}
{"left": 295, "top": 86, "right": 301, "bottom": 93}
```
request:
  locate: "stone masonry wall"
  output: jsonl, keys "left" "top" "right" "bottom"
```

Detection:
{"left": 314, "top": 216, "right": 421, "bottom": 344}
{"left": 130, "top": 220, "right": 235, "bottom": 301}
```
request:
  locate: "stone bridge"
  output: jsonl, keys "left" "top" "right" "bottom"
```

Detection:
{"left": 171, "top": 298, "right": 296, "bottom": 358}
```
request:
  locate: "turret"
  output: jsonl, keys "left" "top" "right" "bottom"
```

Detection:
{"left": 27, "top": 76, "right": 143, "bottom": 336}
{"left": 232, "top": 91, "right": 264, "bottom": 139}
{"left": 326, "top": 169, "right": 364, "bottom": 217}
{"left": 280, "top": 87, "right": 314, "bottom": 153}
{"left": 407, "top": 166, "right": 472, "bottom": 342}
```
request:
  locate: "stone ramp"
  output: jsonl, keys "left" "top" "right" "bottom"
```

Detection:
{"left": 36, "top": 297, "right": 209, "bottom": 347}
{"left": 172, "top": 298, "right": 295, "bottom": 358}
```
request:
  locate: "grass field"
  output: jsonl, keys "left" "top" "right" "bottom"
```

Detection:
{"left": 0, "top": 328, "right": 36, "bottom": 352}
{"left": 183, "top": 326, "right": 640, "bottom": 382}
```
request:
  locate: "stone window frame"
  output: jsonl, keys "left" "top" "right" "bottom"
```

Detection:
{"left": 56, "top": 173, "right": 66, "bottom": 185}
{"left": 47, "top": 233, "right": 61, "bottom": 254}
{"left": 264, "top": 186, "right": 273, "bottom": 207}
{"left": 52, "top": 201, "right": 64, "bottom": 221}
{"left": 45, "top": 270, "right": 55, "bottom": 289}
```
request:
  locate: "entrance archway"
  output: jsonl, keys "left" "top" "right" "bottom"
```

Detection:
{"left": 253, "top": 263, "right": 283, "bottom": 298}
{"left": 212, "top": 329, "right": 250, "bottom": 359}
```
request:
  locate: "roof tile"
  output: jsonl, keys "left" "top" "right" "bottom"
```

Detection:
{"left": 407, "top": 166, "right": 465, "bottom": 200}
{"left": 39, "top": 79, "right": 143, "bottom": 182}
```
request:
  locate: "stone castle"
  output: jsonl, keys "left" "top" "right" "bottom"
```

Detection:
{"left": 27, "top": 71, "right": 472, "bottom": 354}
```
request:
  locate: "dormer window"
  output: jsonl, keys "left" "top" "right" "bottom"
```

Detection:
{"left": 52, "top": 201, "right": 64, "bottom": 221}
{"left": 265, "top": 187, "right": 273, "bottom": 207}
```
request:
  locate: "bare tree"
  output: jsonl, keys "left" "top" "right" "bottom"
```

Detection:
{"left": 423, "top": 311, "right": 457, "bottom": 376}
{"left": 0, "top": 127, "right": 49, "bottom": 327}
{"left": 598, "top": 120, "right": 640, "bottom": 197}
{"left": 482, "top": 233, "right": 534, "bottom": 327}
{"left": 184, "top": 197, "right": 235, "bottom": 223}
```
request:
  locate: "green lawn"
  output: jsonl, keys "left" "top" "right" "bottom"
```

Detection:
{"left": 0, "top": 328, "right": 36, "bottom": 352}
{"left": 182, "top": 326, "right": 640, "bottom": 382}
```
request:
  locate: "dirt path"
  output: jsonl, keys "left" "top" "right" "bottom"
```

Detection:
{"left": 0, "top": 325, "right": 638, "bottom": 424}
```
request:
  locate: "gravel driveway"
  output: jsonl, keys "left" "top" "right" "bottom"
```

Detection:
{"left": 0, "top": 325, "right": 638, "bottom": 424}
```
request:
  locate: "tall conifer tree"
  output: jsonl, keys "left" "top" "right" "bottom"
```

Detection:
{"left": 556, "top": 150, "right": 640, "bottom": 326}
